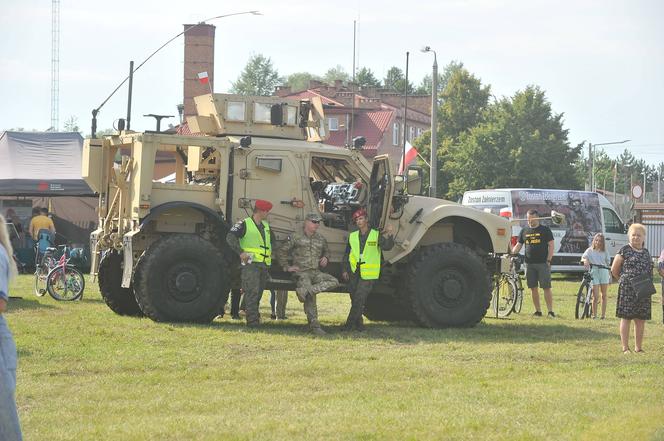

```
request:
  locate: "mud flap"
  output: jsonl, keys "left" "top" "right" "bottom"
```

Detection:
{"left": 121, "top": 230, "right": 140, "bottom": 288}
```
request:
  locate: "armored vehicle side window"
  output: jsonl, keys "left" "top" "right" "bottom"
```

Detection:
{"left": 256, "top": 157, "right": 282, "bottom": 172}
{"left": 254, "top": 103, "right": 272, "bottom": 123}
{"left": 309, "top": 156, "right": 367, "bottom": 230}
{"left": 227, "top": 101, "right": 246, "bottom": 121}
{"left": 286, "top": 106, "right": 297, "bottom": 125}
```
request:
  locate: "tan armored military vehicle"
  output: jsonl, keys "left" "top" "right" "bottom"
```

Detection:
{"left": 82, "top": 93, "right": 511, "bottom": 327}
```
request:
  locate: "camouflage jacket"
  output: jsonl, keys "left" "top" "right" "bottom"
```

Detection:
{"left": 277, "top": 230, "right": 330, "bottom": 272}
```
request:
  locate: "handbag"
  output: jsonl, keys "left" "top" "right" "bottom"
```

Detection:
{"left": 631, "top": 273, "right": 656, "bottom": 300}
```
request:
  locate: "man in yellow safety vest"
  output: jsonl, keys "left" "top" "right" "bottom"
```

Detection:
{"left": 226, "top": 199, "right": 273, "bottom": 327}
{"left": 341, "top": 208, "right": 394, "bottom": 331}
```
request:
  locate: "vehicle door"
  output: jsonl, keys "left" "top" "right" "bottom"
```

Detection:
{"left": 602, "top": 207, "right": 628, "bottom": 257}
{"left": 306, "top": 154, "right": 366, "bottom": 266}
{"left": 368, "top": 155, "right": 395, "bottom": 230}
{"left": 240, "top": 148, "right": 304, "bottom": 252}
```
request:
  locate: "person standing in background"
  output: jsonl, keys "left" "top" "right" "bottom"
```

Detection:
{"left": 611, "top": 223, "right": 652, "bottom": 353}
{"left": 511, "top": 209, "right": 556, "bottom": 317}
{"left": 28, "top": 207, "right": 55, "bottom": 241}
{"left": 581, "top": 233, "right": 611, "bottom": 319}
{"left": 270, "top": 290, "right": 288, "bottom": 320}
{"left": 658, "top": 248, "right": 664, "bottom": 324}
{"left": 0, "top": 215, "right": 23, "bottom": 440}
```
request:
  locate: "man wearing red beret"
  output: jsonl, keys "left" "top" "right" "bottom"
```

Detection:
{"left": 341, "top": 208, "right": 394, "bottom": 331}
{"left": 226, "top": 199, "right": 273, "bottom": 327}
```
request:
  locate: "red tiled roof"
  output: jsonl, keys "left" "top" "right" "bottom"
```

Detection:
{"left": 325, "top": 109, "right": 394, "bottom": 152}
{"left": 281, "top": 89, "right": 344, "bottom": 106}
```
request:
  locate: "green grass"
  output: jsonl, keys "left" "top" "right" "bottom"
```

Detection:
{"left": 5, "top": 274, "right": 664, "bottom": 440}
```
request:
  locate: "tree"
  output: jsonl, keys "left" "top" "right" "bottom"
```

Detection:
{"left": 63, "top": 116, "right": 80, "bottom": 133}
{"left": 438, "top": 68, "right": 491, "bottom": 142}
{"left": 415, "top": 60, "right": 464, "bottom": 95}
{"left": 323, "top": 65, "right": 350, "bottom": 85}
{"left": 383, "top": 66, "right": 414, "bottom": 94}
{"left": 286, "top": 72, "right": 320, "bottom": 92}
{"left": 413, "top": 67, "right": 490, "bottom": 197}
{"left": 444, "top": 86, "right": 581, "bottom": 199}
{"left": 231, "top": 54, "right": 283, "bottom": 96}
{"left": 356, "top": 67, "right": 381, "bottom": 88}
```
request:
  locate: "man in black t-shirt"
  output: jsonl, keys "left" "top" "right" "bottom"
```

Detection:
{"left": 512, "top": 209, "right": 556, "bottom": 317}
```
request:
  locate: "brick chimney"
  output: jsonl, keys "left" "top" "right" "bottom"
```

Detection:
{"left": 183, "top": 23, "right": 215, "bottom": 118}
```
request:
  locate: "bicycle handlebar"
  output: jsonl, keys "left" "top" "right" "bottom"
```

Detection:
{"left": 585, "top": 263, "right": 611, "bottom": 270}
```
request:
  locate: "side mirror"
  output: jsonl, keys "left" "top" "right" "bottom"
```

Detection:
{"left": 406, "top": 165, "right": 424, "bottom": 195}
{"left": 393, "top": 175, "right": 406, "bottom": 194}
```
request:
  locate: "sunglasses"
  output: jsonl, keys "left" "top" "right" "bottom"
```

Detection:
{"left": 310, "top": 220, "right": 320, "bottom": 224}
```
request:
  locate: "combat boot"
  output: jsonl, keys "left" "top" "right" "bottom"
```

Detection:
{"left": 311, "top": 327, "right": 327, "bottom": 336}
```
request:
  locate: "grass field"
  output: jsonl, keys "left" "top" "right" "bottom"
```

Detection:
{"left": 5, "top": 274, "right": 664, "bottom": 440}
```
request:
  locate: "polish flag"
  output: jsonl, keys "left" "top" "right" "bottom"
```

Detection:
{"left": 197, "top": 71, "right": 209, "bottom": 85}
{"left": 398, "top": 141, "right": 418, "bottom": 174}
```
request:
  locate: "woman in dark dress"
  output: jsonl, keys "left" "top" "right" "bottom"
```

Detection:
{"left": 611, "top": 223, "right": 652, "bottom": 354}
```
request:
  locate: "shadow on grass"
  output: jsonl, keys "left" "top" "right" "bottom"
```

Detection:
{"left": 165, "top": 314, "right": 614, "bottom": 345}
{"left": 7, "top": 297, "right": 58, "bottom": 312}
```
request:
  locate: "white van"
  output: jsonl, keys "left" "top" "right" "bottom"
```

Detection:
{"left": 461, "top": 189, "right": 628, "bottom": 273}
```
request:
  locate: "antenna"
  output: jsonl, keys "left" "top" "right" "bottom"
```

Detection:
{"left": 51, "top": 0, "right": 60, "bottom": 131}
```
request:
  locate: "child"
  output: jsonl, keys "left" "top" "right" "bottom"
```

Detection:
{"left": 581, "top": 233, "right": 611, "bottom": 319}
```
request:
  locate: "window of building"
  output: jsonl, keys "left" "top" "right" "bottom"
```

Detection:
{"left": 328, "top": 117, "right": 339, "bottom": 131}
{"left": 392, "top": 123, "right": 399, "bottom": 145}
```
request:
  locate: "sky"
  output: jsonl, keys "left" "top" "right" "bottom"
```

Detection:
{"left": 1, "top": 0, "right": 663, "bottom": 167}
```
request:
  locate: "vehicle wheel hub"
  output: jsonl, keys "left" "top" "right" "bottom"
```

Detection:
{"left": 167, "top": 263, "right": 202, "bottom": 302}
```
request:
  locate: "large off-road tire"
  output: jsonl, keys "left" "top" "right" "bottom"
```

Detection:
{"left": 133, "top": 234, "right": 229, "bottom": 323}
{"left": 98, "top": 251, "right": 143, "bottom": 316}
{"left": 406, "top": 242, "right": 492, "bottom": 328}
{"left": 363, "top": 292, "right": 411, "bottom": 322}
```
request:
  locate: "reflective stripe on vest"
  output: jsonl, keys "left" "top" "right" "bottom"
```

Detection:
{"left": 239, "top": 217, "right": 271, "bottom": 265}
{"left": 349, "top": 229, "right": 380, "bottom": 280}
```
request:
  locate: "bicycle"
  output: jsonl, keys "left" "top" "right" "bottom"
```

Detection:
{"left": 34, "top": 245, "right": 59, "bottom": 297}
{"left": 575, "top": 263, "right": 610, "bottom": 319}
{"left": 491, "top": 255, "right": 525, "bottom": 318}
{"left": 34, "top": 245, "right": 85, "bottom": 301}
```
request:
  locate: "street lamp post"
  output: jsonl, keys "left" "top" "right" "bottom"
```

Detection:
{"left": 588, "top": 139, "right": 630, "bottom": 191}
{"left": 421, "top": 46, "right": 438, "bottom": 198}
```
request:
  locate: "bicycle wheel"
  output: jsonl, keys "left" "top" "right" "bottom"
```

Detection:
{"left": 512, "top": 279, "right": 524, "bottom": 314}
{"left": 47, "top": 266, "right": 85, "bottom": 301}
{"left": 33, "top": 264, "right": 49, "bottom": 297}
{"left": 495, "top": 276, "right": 516, "bottom": 318}
{"left": 575, "top": 282, "right": 590, "bottom": 319}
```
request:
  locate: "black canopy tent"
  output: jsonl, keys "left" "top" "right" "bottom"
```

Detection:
{"left": 1, "top": 131, "right": 97, "bottom": 269}
{"left": 0, "top": 131, "right": 94, "bottom": 196}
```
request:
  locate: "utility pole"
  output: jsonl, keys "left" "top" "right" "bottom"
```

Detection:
{"left": 421, "top": 46, "right": 438, "bottom": 197}
{"left": 588, "top": 142, "right": 593, "bottom": 191}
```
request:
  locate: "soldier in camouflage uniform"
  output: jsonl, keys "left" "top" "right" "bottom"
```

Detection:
{"left": 226, "top": 199, "right": 273, "bottom": 327}
{"left": 277, "top": 212, "right": 338, "bottom": 335}
{"left": 342, "top": 208, "right": 394, "bottom": 331}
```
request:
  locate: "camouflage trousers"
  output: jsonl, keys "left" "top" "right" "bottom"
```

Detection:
{"left": 294, "top": 270, "right": 338, "bottom": 329}
{"left": 345, "top": 277, "right": 375, "bottom": 330}
{"left": 240, "top": 263, "right": 269, "bottom": 326}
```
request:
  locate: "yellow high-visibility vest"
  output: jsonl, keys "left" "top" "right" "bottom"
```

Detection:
{"left": 239, "top": 217, "right": 271, "bottom": 265}
{"left": 349, "top": 229, "right": 380, "bottom": 280}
